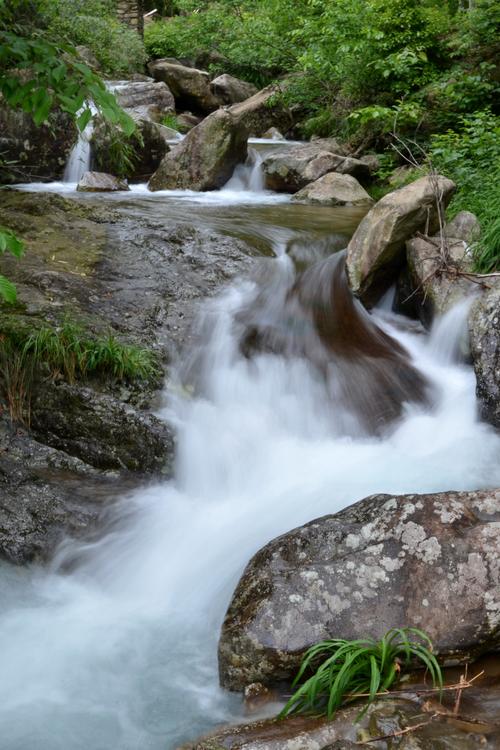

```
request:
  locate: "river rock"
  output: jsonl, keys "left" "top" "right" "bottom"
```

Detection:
{"left": 77, "top": 171, "right": 129, "bottom": 192}
{"left": 406, "top": 211, "right": 480, "bottom": 325}
{"left": 0, "top": 105, "right": 76, "bottom": 183}
{"left": 177, "top": 112, "right": 202, "bottom": 132}
{"left": 469, "top": 285, "right": 500, "bottom": 429}
{"left": 108, "top": 77, "right": 175, "bottom": 121}
{"left": 210, "top": 74, "right": 258, "bottom": 105}
{"left": 149, "top": 109, "right": 248, "bottom": 191}
{"left": 262, "top": 143, "right": 369, "bottom": 193}
{"left": 92, "top": 117, "right": 170, "bottom": 181}
{"left": 228, "top": 83, "right": 294, "bottom": 138}
{"left": 346, "top": 176, "right": 456, "bottom": 305}
{"left": 148, "top": 60, "right": 219, "bottom": 113}
{"left": 292, "top": 173, "right": 374, "bottom": 207}
{"left": 219, "top": 489, "right": 500, "bottom": 691}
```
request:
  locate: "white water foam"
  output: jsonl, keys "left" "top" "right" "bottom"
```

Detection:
{"left": 0, "top": 220, "right": 498, "bottom": 749}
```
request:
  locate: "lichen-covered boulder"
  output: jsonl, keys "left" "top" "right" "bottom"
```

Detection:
{"left": 148, "top": 60, "right": 219, "bottom": 113}
{"left": 346, "top": 176, "right": 456, "bottom": 305}
{"left": 469, "top": 284, "right": 500, "bottom": 429}
{"left": 406, "top": 211, "right": 480, "bottom": 326}
{"left": 77, "top": 171, "right": 129, "bottom": 192}
{"left": 292, "top": 173, "right": 374, "bottom": 207}
{"left": 262, "top": 143, "right": 369, "bottom": 193}
{"left": 210, "top": 73, "right": 258, "bottom": 105}
{"left": 228, "top": 83, "right": 293, "bottom": 138}
{"left": 218, "top": 489, "right": 500, "bottom": 691}
{"left": 149, "top": 109, "right": 248, "bottom": 191}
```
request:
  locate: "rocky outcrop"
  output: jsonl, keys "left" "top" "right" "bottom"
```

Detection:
{"left": 148, "top": 60, "right": 219, "bottom": 113}
{"left": 346, "top": 176, "right": 456, "bottom": 305}
{"left": 228, "top": 83, "right": 293, "bottom": 138}
{"left": 219, "top": 489, "right": 500, "bottom": 691}
{"left": 469, "top": 285, "right": 500, "bottom": 429}
{"left": 77, "top": 171, "right": 129, "bottom": 192}
{"left": 177, "top": 112, "right": 202, "bottom": 132}
{"left": 210, "top": 74, "right": 258, "bottom": 105}
{"left": 262, "top": 142, "right": 369, "bottom": 193}
{"left": 292, "top": 173, "right": 374, "bottom": 207}
{"left": 406, "top": 211, "right": 480, "bottom": 325}
{"left": 0, "top": 105, "right": 76, "bottom": 183}
{"left": 31, "top": 383, "right": 173, "bottom": 472}
{"left": 92, "top": 117, "right": 170, "bottom": 180}
{"left": 109, "top": 77, "right": 175, "bottom": 121}
{"left": 149, "top": 109, "right": 248, "bottom": 191}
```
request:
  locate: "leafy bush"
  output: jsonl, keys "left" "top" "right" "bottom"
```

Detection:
{"left": 430, "top": 110, "right": 500, "bottom": 272}
{"left": 0, "top": 228, "right": 24, "bottom": 303}
{"left": 280, "top": 628, "right": 442, "bottom": 720}
{"left": 39, "top": 0, "right": 146, "bottom": 76}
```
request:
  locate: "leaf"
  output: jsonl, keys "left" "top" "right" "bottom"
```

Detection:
{"left": 0, "top": 275, "right": 17, "bottom": 303}
{"left": 77, "top": 108, "right": 93, "bottom": 132}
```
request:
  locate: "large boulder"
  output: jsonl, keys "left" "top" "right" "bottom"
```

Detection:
{"left": 149, "top": 109, "right": 248, "bottom": 191}
{"left": 292, "top": 173, "right": 374, "bottom": 207}
{"left": 148, "top": 60, "right": 219, "bottom": 113}
{"left": 469, "top": 284, "right": 500, "bottom": 429}
{"left": 210, "top": 73, "right": 258, "bottom": 105}
{"left": 108, "top": 77, "right": 175, "bottom": 121}
{"left": 91, "top": 117, "right": 171, "bottom": 180}
{"left": 406, "top": 211, "right": 480, "bottom": 326}
{"left": 219, "top": 489, "right": 500, "bottom": 691}
{"left": 262, "top": 142, "right": 369, "bottom": 193}
{"left": 0, "top": 105, "right": 76, "bottom": 183}
{"left": 228, "top": 83, "right": 294, "bottom": 138}
{"left": 76, "top": 171, "right": 129, "bottom": 192}
{"left": 346, "top": 176, "right": 456, "bottom": 305}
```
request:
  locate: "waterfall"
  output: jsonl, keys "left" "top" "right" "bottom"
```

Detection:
{"left": 428, "top": 296, "right": 475, "bottom": 364}
{"left": 63, "top": 104, "right": 98, "bottom": 183}
{"left": 222, "top": 149, "right": 265, "bottom": 192}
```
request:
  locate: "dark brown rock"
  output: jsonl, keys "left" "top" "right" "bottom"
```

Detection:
{"left": 469, "top": 284, "right": 500, "bottom": 429}
{"left": 219, "top": 489, "right": 500, "bottom": 691}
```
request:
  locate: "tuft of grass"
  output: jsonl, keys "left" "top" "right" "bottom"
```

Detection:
{"left": 279, "top": 628, "right": 443, "bottom": 721}
{"left": 161, "top": 113, "right": 181, "bottom": 132}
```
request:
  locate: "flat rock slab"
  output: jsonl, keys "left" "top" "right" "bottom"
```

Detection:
{"left": 219, "top": 490, "right": 500, "bottom": 691}
{"left": 292, "top": 173, "right": 374, "bottom": 207}
{"left": 77, "top": 171, "right": 129, "bottom": 192}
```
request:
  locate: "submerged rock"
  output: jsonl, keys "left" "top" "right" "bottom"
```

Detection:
{"left": 149, "top": 109, "right": 248, "bottom": 191}
{"left": 262, "top": 142, "right": 368, "bottom": 193}
{"left": 76, "top": 171, "right": 129, "bottom": 192}
{"left": 219, "top": 489, "right": 500, "bottom": 691}
{"left": 346, "top": 176, "right": 456, "bottom": 305}
{"left": 210, "top": 74, "right": 258, "bottom": 105}
{"left": 148, "top": 60, "right": 219, "bottom": 113}
{"left": 469, "top": 285, "right": 500, "bottom": 429}
{"left": 292, "top": 173, "right": 374, "bottom": 207}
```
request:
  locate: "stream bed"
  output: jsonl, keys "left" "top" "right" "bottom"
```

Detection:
{"left": 2, "top": 181, "right": 500, "bottom": 749}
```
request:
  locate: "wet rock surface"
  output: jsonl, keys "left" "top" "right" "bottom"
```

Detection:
{"left": 219, "top": 489, "right": 500, "bottom": 691}
{"left": 346, "top": 176, "right": 456, "bottom": 305}
{"left": 469, "top": 284, "right": 500, "bottom": 429}
{"left": 292, "top": 173, "right": 374, "bottom": 207}
{"left": 149, "top": 109, "right": 248, "bottom": 191}
{"left": 0, "top": 190, "right": 256, "bottom": 561}
{"left": 77, "top": 171, "right": 129, "bottom": 192}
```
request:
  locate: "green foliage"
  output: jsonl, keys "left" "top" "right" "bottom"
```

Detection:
{"left": 0, "top": 227, "right": 25, "bottom": 303}
{"left": 430, "top": 110, "right": 500, "bottom": 272}
{"left": 38, "top": 0, "right": 147, "bottom": 76}
{"left": 280, "top": 628, "right": 443, "bottom": 720}
{"left": 93, "top": 121, "right": 144, "bottom": 178}
{"left": 162, "top": 113, "right": 181, "bottom": 131}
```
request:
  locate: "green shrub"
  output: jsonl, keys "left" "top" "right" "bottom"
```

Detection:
{"left": 39, "top": 0, "right": 146, "bottom": 76}
{"left": 430, "top": 110, "right": 500, "bottom": 272}
{"left": 280, "top": 628, "right": 442, "bottom": 720}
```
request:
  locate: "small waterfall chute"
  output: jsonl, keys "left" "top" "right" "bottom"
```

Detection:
{"left": 63, "top": 103, "right": 97, "bottom": 183}
{"left": 222, "top": 148, "right": 264, "bottom": 193}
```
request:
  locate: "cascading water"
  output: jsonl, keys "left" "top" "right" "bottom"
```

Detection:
{"left": 2, "top": 187, "right": 500, "bottom": 750}
{"left": 222, "top": 149, "right": 265, "bottom": 192}
{"left": 63, "top": 104, "right": 97, "bottom": 183}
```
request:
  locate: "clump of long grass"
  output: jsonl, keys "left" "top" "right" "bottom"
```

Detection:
{"left": 280, "top": 628, "right": 443, "bottom": 721}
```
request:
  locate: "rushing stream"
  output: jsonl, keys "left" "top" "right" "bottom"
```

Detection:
{"left": 5, "top": 167, "right": 500, "bottom": 749}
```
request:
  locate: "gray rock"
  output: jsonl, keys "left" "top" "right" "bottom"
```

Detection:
{"left": 148, "top": 60, "right": 219, "bottom": 113}
{"left": 77, "top": 171, "right": 129, "bottom": 192}
{"left": 149, "top": 109, "right": 248, "bottom": 191}
{"left": 210, "top": 74, "right": 258, "bottom": 105}
{"left": 31, "top": 382, "right": 174, "bottom": 473}
{"left": 177, "top": 112, "right": 203, "bottom": 132}
{"left": 92, "top": 117, "right": 170, "bottom": 180}
{"left": 261, "top": 127, "right": 285, "bottom": 140}
{"left": 228, "top": 83, "right": 293, "bottom": 138}
{"left": 292, "top": 173, "right": 374, "bottom": 207}
{"left": 469, "top": 285, "right": 500, "bottom": 429}
{"left": 108, "top": 77, "right": 175, "bottom": 120}
{"left": 262, "top": 143, "right": 369, "bottom": 193}
{"left": 346, "top": 176, "right": 456, "bottom": 305}
{"left": 219, "top": 489, "right": 500, "bottom": 691}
